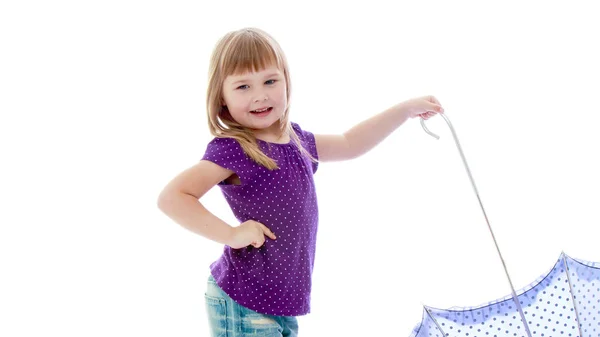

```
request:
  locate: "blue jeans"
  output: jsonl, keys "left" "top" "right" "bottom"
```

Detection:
{"left": 205, "top": 275, "right": 299, "bottom": 337}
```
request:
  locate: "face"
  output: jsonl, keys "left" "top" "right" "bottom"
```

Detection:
{"left": 221, "top": 65, "right": 287, "bottom": 134}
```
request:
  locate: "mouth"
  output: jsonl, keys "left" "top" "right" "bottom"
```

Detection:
{"left": 250, "top": 107, "right": 273, "bottom": 115}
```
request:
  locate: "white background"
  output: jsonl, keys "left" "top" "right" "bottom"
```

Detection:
{"left": 1, "top": 1, "right": 599, "bottom": 336}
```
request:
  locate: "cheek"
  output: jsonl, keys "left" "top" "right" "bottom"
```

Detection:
{"left": 223, "top": 93, "right": 248, "bottom": 111}
{"left": 274, "top": 86, "right": 288, "bottom": 103}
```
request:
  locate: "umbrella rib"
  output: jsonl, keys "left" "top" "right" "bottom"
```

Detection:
{"left": 424, "top": 306, "right": 448, "bottom": 337}
{"left": 420, "top": 114, "right": 533, "bottom": 337}
{"left": 562, "top": 253, "right": 584, "bottom": 337}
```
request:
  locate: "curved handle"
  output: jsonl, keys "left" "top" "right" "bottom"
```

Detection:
{"left": 419, "top": 113, "right": 451, "bottom": 140}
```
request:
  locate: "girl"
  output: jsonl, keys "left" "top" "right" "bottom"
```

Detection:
{"left": 157, "top": 27, "right": 443, "bottom": 337}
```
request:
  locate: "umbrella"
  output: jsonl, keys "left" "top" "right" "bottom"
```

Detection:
{"left": 410, "top": 252, "right": 600, "bottom": 337}
{"left": 409, "top": 114, "right": 599, "bottom": 337}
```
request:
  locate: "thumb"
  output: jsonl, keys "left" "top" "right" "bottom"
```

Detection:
{"left": 431, "top": 103, "right": 444, "bottom": 113}
{"left": 426, "top": 102, "right": 444, "bottom": 113}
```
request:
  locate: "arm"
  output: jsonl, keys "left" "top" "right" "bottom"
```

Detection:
{"left": 157, "top": 160, "right": 236, "bottom": 245}
{"left": 157, "top": 160, "right": 277, "bottom": 249}
{"left": 314, "top": 96, "right": 444, "bottom": 162}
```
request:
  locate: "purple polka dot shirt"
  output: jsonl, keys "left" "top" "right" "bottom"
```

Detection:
{"left": 201, "top": 122, "right": 319, "bottom": 316}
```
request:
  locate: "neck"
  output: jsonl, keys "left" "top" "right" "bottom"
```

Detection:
{"left": 252, "top": 122, "right": 289, "bottom": 144}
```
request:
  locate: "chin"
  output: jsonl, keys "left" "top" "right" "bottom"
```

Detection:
{"left": 250, "top": 116, "right": 282, "bottom": 129}
{"left": 255, "top": 121, "right": 281, "bottom": 130}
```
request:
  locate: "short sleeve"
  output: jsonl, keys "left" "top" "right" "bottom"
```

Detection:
{"left": 291, "top": 122, "right": 319, "bottom": 173}
{"left": 201, "top": 137, "right": 253, "bottom": 184}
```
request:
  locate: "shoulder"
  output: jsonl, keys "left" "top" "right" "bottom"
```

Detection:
{"left": 202, "top": 136, "right": 248, "bottom": 163}
{"left": 290, "top": 122, "right": 314, "bottom": 140}
{"left": 289, "top": 122, "right": 319, "bottom": 171}
{"left": 201, "top": 136, "right": 258, "bottom": 178}
{"left": 206, "top": 136, "right": 241, "bottom": 147}
{"left": 204, "top": 136, "right": 243, "bottom": 154}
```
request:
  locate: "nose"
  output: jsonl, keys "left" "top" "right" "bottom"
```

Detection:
{"left": 254, "top": 94, "right": 268, "bottom": 103}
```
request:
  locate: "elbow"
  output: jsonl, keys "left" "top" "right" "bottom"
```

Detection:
{"left": 343, "top": 143, "right": 364, "bottom": 160}
{"left": 348, "top": 151, "right": 363, "bottom": 160}
{"left": 157, "top": 189, "right": 176, "bottom": 214}
{"left": 157, "top": 188, "right": 199, "bottom": 214}
{"left": 339, "top": 134, "right": 362, "bottom": 161}
{"left": 345, "top": 151, "right": 364, "bottom": 161}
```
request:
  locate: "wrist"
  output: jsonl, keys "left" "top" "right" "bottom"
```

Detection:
{"left": 391, "top": 101, "right": 413, "bottom": 119}
{"left": 223, "top": 225, "right": 237, "bottom": 247}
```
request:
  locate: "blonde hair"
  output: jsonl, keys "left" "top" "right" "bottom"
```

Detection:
{"left": 206, "top": 27, "right": 315, "bottom": 170}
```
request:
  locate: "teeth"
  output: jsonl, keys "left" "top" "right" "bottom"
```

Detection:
{"left": 252, "top": 107, "right": 269, "bottom": 113}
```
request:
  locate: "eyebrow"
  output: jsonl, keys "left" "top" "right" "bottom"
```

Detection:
{"left": 230, "top": 72, "right": 282, "bottom": 86}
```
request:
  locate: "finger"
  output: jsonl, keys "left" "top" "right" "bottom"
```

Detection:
{"left": 260, "top": 224, "right": 277, "bottom": 240}
{"left": 428, "top": 95, "right": 441, "bottom": 106}
{"left": 420, "top": 112, "right": 433, "bottom": 119}
{"left": 430, "top": 102, "right": 443, "bottom": 112}
{"left": 424, "top": 95, "right": 443, "bottom": 112}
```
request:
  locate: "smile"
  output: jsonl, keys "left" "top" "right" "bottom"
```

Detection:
{"left": 250, "top": 107, "right": 273, "bottom": 114}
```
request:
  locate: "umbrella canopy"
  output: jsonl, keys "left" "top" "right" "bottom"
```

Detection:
{"left": 409, "top": 252, "right": 599, "bottom": 337}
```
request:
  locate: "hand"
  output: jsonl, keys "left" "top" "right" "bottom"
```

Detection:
{"left": 227, "top": 220, "right": 277, "bottom": 249}
{"left": 399, "top": 95, "right": 444, "bottom": 120}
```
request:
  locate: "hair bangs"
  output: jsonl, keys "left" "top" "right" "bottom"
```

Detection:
{"left": 221, "top": 31, "right": 283, "bottom": 76}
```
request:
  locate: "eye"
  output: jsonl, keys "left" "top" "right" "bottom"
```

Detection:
{"left": 236, "top": 84, "right": 249, "bottom": 90}
{"left": 265, "top": 79, "right": 277, "bottom": 85}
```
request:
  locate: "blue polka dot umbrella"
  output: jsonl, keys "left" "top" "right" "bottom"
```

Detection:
{"left": 409, "top": 115, "right": 600, "bottom": 337}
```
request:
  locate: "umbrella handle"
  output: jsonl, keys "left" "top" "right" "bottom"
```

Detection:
{"left": 420, "top": 114, "right": 533, "bottom": 337}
